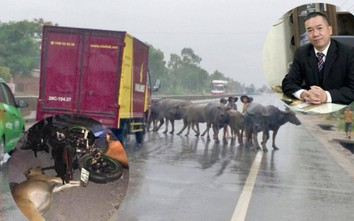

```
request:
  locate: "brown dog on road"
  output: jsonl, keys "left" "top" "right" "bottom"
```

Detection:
{"left": 11, "top": 167, "right": 81, "bottom": 221}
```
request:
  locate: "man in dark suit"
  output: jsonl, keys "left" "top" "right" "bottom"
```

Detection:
{"left": 282, "top": 12, "right": 354, "bottom": 105}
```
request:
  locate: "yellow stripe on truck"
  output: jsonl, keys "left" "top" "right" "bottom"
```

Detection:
{"left": 118, "top": 33, "right": 134, "bottom": 127}
{"left": 140, "top": 62, "right": 149, "bottom": 113}
{"left": 144, "top": 77, "right": 149, "bottom": 113}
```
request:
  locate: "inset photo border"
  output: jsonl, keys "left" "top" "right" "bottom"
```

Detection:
{"left": 263, "top": 3, "right": 354, "bottom": 114}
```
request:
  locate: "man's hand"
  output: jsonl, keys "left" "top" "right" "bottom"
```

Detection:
{"left": 309, "top": 86, "right": 327, "bottom": 103}
{"left": 300, "top": 90, "right": 320, "bottom": 104}
{"left": 300, "top": 86, "right": 327, "bottom": 104}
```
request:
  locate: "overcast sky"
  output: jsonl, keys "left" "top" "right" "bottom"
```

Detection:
{"left": 1, "top": 0, "right": 353, "bottom": 88}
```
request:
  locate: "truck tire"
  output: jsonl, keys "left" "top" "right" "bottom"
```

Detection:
{"left": 79, "top": 154, "right": 123, "bottom": 183}
{"left": 114, "top": 123, "right": 129, "bottom": 146}
{"left": 135, "top": 131, "right": 144, "bottom": 144}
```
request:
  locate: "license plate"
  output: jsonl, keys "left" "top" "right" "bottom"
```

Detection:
{"left": 80, "top": 167, "right": 90, "bottom": 186}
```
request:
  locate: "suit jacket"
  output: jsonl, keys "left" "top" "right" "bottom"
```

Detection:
{"left": 282, "top": 39, "right": 354, "bottom": 104}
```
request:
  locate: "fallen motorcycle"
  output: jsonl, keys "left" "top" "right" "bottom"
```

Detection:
{"left": 23, "top": 122, "right": 123, "bottom": 184}
{"left": 68, "top": 126, "right": 123, "bottom": 183}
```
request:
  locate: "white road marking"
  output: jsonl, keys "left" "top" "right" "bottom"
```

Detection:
{"left": 230, "top": 151, "right": 263, "bottom": 221}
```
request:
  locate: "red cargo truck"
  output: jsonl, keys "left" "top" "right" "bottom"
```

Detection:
{"left": 36, "top": 26, "right": 153, "bottom": 144}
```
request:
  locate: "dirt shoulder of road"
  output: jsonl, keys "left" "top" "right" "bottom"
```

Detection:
{"left": 296, "top": 113, "right": 354, "bottom": 179}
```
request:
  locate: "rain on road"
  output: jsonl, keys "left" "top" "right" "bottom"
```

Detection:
{"left": 116, "top": 94, "right": 354, "bottom": 221}
{"left": 1, "top": 94, "right": 354, "bottom": 221}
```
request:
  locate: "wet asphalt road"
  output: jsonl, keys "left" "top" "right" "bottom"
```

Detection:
{"left": 2, "top": 93, "right": 354, "bottom": 221}
{"left": 116, "top": 127, "right": 354, "bottom": 220}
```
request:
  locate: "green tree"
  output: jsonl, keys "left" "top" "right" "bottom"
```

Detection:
{"left": 0, "top": 58, "right": 10, "bottom": 80}
{"left": 167, "top": 53, "right": 182, "bottom": 70}
{"left": 228, "top": 80, "right": 245, "bottom": 93}
{"left": 0, "top": 65, "right": 11, "bottom": 81}
{"left": 210, "top": 70, "right": 226, "bottom": 81}
{"left": 181, "top": 48, "right": 201, "bottom": 65}
{"left": 148, "top": 45, "right": 248, "bottom": 95}
{"left": 165, "top": 48, "right": 210, "bottom": 94}
{"left": 148, "top": 44, "right": 169, "bottom": 90}
{"left": 0, "top": 19, "right": 45, "bottom": 77}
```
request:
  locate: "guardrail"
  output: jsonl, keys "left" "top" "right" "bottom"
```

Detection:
{"left": 152, "top": 93, "right": 245, "bottom": 101}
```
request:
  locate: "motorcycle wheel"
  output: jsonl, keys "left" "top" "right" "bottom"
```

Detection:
{"left": 79, "top": 154, "right": 123, "bottom": 183}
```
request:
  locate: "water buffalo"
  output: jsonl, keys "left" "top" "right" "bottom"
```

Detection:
{"left": 152, "top": 99, "right": 192, "bottom": 134}
{"left": 226, "top": 109, "right": 244, "bottom": 145}
{"left": 177, "top": 103, "right": 208, "bottom": 136}
{"left": 200, "top": 103, "right": 229, "bottom": 143}
{"left": 147, "top": 98, "right": 164, "bottom": 132}
{"left": 244, "top": 103, "right": 267, "bottom": 150}
{"left": 260, "top": 105, "right": 301, "bottom": 151}
{"left": 244, "top": 103, "right": 302, "bottom": 151}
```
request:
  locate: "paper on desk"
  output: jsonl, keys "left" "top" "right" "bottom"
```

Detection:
{"left": 290, "top": 102, "right": 346, "bottom": 114}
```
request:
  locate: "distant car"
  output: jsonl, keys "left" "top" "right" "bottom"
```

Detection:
{"left": 0, "top": 78, "right": 27, "bottom": 165}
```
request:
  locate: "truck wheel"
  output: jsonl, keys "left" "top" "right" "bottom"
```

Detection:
{"left": 115, "top": 123, "right": 129, "bottom": 146}
{"left": 79, "top": 154, "right": 123, "bottom": 183}
{"left": 135, "top": 131, "right": 144, "bottom": 144}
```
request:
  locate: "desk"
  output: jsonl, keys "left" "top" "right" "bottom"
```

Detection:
{"left": 273, "top": 89, "right": 347, "bottom": 114}
{"left": 288, "top": 101, "right": 346, "bottom": 114}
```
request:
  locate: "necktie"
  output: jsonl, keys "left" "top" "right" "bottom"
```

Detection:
{"left": 317, "top": 52, "right": 325, "bottom": 71}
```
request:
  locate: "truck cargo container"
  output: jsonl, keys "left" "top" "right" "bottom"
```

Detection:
{"left": 36, "top": 26, "right": 152, "bottom": 144}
